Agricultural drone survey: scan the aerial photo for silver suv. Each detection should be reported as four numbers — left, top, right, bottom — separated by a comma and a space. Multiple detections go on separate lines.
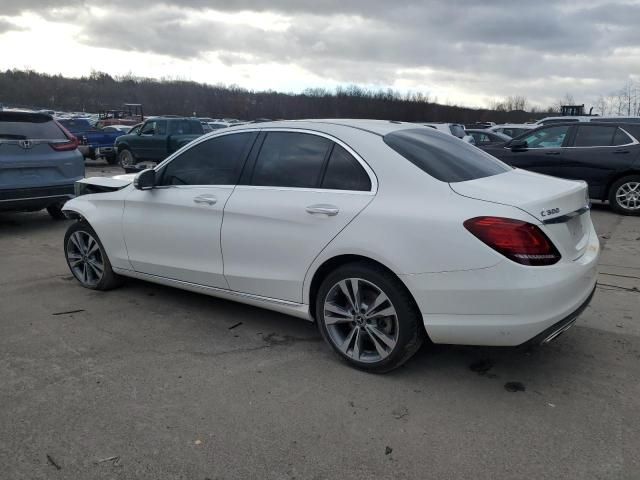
0, 111, 84, 219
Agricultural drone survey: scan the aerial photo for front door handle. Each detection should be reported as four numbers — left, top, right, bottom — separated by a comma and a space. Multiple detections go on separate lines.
306, 204, 339, 216
193, 194, 217, 206
545, 151, 560, 156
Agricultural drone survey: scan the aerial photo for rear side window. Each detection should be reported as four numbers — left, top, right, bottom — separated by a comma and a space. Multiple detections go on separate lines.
0, 114, 65, 140
574, 125, 616, 147
159, 132, 256, 186
449, 124, 466, 139
251, 132, 331, 188
383, 128, 510, 183
168, 120, 204, 135
321, 144, 371, 191
613, 128, 634, 146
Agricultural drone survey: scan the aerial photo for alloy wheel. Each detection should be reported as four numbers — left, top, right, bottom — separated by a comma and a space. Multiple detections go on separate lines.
66, 230, 104, 286
119, 150, 134, 168
323, 278, 399, 363
615, 181, 640, 210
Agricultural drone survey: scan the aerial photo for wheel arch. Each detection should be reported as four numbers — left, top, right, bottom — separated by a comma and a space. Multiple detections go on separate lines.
604, 170, 640, 200
305, 254, 420, 321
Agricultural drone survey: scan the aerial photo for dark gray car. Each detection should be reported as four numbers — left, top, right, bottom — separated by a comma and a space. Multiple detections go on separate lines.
0, 111, 84, 219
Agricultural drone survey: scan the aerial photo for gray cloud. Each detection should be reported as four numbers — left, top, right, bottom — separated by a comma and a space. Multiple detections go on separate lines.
2, 0, 640, 107
0, 18, 24, 34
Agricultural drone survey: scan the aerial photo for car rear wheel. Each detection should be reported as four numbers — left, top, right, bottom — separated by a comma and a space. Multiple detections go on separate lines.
64, 221, 122, 290
315, 262, 425, 373
609, 175, 640, 215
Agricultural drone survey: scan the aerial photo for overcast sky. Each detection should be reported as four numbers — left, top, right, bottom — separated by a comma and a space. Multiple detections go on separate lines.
0, 0, 639, 109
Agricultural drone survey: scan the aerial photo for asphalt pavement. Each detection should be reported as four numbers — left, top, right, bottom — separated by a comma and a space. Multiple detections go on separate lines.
0, 164, 638, 480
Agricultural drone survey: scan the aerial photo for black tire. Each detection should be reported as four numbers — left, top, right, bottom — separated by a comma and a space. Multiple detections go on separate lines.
47, 203, 67, 220
118, 147, 136, 170
315, 262, 425, 373
608, 175, 640, 215
64, 221, 123, 290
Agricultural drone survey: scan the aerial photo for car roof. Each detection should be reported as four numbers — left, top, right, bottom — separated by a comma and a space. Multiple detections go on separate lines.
224, 119, 421, 136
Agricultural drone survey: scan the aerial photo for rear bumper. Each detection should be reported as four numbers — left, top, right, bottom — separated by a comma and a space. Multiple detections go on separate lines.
401, 225, 600, 346
0, 184, 75, 211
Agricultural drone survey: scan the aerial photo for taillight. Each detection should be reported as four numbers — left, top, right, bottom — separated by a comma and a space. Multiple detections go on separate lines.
51, 121, 79, 151
464, 216, 561, 266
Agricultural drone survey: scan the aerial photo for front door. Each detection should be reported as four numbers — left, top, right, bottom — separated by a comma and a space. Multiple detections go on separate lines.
502, 124, 572, 176
122, 131, 257, 288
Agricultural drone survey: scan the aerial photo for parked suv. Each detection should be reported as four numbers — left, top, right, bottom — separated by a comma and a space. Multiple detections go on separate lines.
115, 117, 204, 172
480, 122, 640, 214
0, 112, 84, 219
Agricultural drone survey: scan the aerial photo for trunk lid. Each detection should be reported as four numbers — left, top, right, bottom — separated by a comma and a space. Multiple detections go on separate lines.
450, 169, 591, 260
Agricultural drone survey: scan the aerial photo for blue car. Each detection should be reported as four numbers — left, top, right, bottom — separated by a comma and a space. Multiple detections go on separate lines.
58, 118, 123, 164
0, 111, 84, 219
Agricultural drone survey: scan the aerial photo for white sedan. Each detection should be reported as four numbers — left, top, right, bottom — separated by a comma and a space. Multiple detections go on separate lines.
62, 120, 599, 372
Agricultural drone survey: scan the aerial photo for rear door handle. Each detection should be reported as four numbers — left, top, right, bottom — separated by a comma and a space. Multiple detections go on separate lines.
614, 149, 630, 154
306, 204, 339, 216
193, 194, 217, 206
545, 151, 560, 156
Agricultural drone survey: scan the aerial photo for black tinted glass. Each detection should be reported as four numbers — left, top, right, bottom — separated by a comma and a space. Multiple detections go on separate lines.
574, 126, 616, 147
322, 144, 371, 191
168, 120, 204, 135
58, 119, 93, 133
160, 132, 255, 186
251, 132, 331, 188
383, 128, 510, 183
613, 128, 632, 146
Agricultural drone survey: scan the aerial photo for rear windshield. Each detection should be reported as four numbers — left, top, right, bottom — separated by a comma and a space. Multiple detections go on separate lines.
383, 128, 511, 183
58, 119, 94, 133
0, 113, 65, 140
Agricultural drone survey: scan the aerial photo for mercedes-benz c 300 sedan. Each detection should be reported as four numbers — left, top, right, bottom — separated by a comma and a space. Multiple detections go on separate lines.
62, 120, 599, 372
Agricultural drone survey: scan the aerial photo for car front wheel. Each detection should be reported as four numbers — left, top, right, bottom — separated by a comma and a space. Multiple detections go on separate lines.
64, 222, 122, 290
118, 148, 136, 171
609, 175, 640, 215
315, 262, 425, 373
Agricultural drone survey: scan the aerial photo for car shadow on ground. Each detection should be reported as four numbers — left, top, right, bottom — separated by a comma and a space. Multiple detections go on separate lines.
0, 211, 72, 235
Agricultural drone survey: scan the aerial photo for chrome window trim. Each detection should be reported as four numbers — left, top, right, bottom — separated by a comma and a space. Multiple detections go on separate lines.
154, 126, 378, 194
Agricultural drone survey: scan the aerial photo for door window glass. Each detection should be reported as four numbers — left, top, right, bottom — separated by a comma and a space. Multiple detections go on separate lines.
321, 144, 371, 191
574, 125, 616, 147
141, 121, 156, 135
520, 126, 570, 148
251, 132, 331, 188
159, 132, 256, 186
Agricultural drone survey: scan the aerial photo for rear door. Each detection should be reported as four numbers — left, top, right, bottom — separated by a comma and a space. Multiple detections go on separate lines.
561, 124, 636, 199
122, 131, 257, 287
221, 130, 375, 302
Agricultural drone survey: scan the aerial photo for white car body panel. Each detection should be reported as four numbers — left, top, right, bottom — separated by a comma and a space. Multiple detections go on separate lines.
63, 119, 600, 347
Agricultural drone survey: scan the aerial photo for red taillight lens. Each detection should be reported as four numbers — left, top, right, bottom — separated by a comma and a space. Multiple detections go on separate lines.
50, 121, 79, 151
464, 216, 561, 266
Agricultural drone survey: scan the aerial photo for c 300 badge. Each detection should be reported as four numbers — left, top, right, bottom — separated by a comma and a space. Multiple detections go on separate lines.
540, 207, 560, 217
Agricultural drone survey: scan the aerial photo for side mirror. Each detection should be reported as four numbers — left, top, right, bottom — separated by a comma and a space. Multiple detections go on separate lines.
136, 129, 142, 136
133, 169, 156, 190
510, 139, 528, 151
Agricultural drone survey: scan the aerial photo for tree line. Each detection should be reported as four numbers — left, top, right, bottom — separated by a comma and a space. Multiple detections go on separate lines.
0, 69, 546, 123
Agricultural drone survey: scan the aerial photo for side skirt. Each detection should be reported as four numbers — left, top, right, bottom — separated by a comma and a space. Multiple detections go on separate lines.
112, 267, 313, 321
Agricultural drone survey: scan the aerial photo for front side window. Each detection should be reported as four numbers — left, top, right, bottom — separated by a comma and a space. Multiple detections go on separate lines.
573, 125, 616, 147
251, 132, 331, 188
155, 120, 168, 136
159, 132, 256, 186
321, 144, 371, 191
520, 126, 570, 148
141, 121, 156, 135
384, 128, 510, 183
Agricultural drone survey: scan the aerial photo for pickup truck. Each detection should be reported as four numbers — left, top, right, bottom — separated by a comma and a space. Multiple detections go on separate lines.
114, 117, 205, 172
58, 118, 124, 164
